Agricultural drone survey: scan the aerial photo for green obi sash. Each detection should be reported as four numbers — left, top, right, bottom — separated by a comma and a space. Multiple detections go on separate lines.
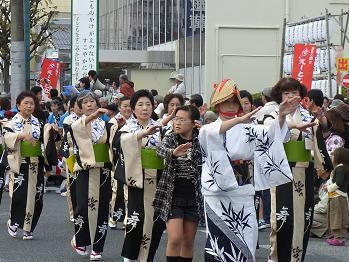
66, 143, 110, 173
93, 143, 110, 163
20, 141, 42, 157
283, 141, 312, 162
141, 148, 164, 170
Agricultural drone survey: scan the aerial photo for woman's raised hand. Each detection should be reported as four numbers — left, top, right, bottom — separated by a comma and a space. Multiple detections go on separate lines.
173, 142, 192, 157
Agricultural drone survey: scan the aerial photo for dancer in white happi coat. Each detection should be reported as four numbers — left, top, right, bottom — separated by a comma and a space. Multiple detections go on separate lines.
199, 79, 301, 262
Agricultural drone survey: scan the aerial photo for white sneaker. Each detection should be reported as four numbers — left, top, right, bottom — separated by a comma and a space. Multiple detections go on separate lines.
90, 251, 102, 261
7, 220, 17, 238
23, 231, 33, 240
108, 221, 116, 229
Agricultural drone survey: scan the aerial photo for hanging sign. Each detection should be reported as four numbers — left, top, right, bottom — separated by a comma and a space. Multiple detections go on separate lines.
40, 58, 61, 97
336, 58, 349, 72
72, 0, 98, 84
292, 44, 316, 90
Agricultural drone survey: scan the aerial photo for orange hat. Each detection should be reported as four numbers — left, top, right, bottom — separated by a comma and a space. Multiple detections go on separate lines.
210, 79, 241, 107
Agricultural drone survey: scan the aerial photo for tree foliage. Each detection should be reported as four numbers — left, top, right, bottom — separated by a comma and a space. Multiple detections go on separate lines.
0, 0, 58, 90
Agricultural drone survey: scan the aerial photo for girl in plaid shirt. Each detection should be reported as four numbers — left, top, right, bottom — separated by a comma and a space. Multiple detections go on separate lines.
154, 105, 203, 262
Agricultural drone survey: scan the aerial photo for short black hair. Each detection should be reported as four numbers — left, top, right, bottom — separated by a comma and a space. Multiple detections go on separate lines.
150, 89, 158, 97
69, 95, 78, 109
163, 93, 185, 113
253, 98, 264, 108
307, 89, 324, 107
189, 94, 203, 108
175, 105, 200, 121
119, 96, 131, 104
130, 89, 154, 110
16, 91, 38, 106
0, 98, 11, 110
50, 89, 59, 98
271, 77, 307, 104
88, 70, 97, 79
30, 85, 42, 95
106, 103, 118, 112
50, 99, 61, 107
334, 94, 345, 102
79, 77, 90, 87
239, 90, 253, 104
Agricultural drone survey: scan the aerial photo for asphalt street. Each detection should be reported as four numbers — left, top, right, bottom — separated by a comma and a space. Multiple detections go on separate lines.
0, 192, 348, 262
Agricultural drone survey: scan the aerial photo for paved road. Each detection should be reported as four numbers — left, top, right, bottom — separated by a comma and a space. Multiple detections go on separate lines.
0, 192, 348, 261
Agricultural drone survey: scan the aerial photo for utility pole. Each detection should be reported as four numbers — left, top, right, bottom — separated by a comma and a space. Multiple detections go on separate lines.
10, 0, 26, 107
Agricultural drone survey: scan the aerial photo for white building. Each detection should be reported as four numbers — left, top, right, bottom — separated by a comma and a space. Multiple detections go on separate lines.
98, 0, 349, 100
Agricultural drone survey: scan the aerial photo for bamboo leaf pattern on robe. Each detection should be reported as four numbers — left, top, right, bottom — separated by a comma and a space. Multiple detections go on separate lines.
205, 154, 225, 191
244, 126, 290, 181
220, 201, 251, 247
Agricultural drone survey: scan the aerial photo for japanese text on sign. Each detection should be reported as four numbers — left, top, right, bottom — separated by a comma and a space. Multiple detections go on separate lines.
72, 0, 98, 84
292, 44, 317, 90
187, 0, 205, 36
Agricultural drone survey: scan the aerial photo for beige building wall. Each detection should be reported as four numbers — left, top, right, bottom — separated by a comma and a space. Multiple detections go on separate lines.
51, 0, 70, 13
205, 0, 349, 101
129, 69, 174, 96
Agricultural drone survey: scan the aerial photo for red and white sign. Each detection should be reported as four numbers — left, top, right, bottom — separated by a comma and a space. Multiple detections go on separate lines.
292, 44, 317, 90
40, 58, 61, 97
342, 74, 349, 88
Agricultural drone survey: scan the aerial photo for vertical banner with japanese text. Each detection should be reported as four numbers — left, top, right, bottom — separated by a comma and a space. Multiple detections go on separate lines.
72, 0, 98, 84
292, 44, 316, 90
40, 58, 61, 97
186, 0, 206, 37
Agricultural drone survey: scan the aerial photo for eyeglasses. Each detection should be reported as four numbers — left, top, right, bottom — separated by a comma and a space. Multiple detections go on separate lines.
172, 117, 192, 124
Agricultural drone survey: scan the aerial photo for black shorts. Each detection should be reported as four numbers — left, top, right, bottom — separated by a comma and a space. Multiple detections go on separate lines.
168, 197, 199, 223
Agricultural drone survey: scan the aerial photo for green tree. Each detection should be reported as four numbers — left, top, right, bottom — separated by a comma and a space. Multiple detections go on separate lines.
0, 0, 57, 92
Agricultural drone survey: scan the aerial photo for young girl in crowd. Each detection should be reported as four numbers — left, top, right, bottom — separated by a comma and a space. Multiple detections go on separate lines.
326, 147, 349, 246
154, 105, 203, 262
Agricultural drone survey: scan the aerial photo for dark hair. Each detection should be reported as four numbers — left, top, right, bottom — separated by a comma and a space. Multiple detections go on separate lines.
253, 98, 264, 108
88, 70, 97, 79
333, 94, 345, 102
333, 147, 349, 167
0, 98, 11, 110
69, 95, 78, 109
30, 85, 43, 95
79, 77, 90, 87
239, 90, 253, 104
190, 94, 204, 108
106, 103, 118, 112
130, 89, 154, 110
163, 93, 185, 113
271, 77, 307, 104
16, 91, 38, 107
150, 89, 158, 97
307, 89, 324, 107
50, 89, 59, 98
50, 99, 61, 107
119, 96, 131, 104
175, 105, 200, 121
76, 91, 101, 109
325, 110, 345, 134
323, 96, 329, 102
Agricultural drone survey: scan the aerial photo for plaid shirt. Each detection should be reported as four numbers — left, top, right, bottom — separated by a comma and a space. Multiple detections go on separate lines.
153, 130, 204, 223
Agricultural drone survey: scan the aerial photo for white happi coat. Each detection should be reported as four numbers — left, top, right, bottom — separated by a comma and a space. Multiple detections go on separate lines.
199, 117, 292, 262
